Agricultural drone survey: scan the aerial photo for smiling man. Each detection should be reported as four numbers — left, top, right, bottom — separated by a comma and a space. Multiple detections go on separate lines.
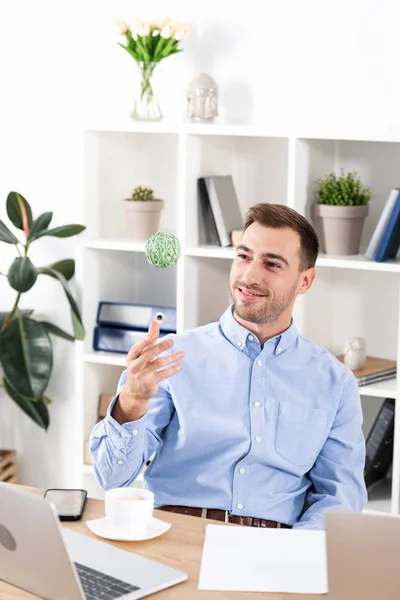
90, 203, 367, 530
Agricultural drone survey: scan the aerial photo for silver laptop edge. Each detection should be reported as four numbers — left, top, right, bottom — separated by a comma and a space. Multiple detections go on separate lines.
0, 482, 187, 600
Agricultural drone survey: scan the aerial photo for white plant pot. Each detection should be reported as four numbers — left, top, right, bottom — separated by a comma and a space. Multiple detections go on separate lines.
312, 204, 369, 255
124, 200, 164, 241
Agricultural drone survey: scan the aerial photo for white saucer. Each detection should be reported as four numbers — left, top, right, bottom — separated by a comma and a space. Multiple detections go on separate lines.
86, 516, 171, 542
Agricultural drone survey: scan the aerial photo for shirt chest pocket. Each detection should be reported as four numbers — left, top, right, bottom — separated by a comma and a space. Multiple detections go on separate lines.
274, 401, 329, 467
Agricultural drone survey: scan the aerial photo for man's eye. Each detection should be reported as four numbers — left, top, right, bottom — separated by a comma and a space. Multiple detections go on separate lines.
267, 262, 280, 269
237, 254, 249, 259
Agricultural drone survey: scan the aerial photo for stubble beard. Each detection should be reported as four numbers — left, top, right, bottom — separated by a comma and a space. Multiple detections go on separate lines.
230, 279, 299, 325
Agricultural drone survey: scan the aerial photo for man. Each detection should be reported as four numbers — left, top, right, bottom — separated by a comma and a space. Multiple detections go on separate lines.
90, 203, 367, 530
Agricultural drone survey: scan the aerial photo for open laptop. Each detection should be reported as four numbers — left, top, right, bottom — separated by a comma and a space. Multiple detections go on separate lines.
325, 510, 400, 600
0, 482, 188, 600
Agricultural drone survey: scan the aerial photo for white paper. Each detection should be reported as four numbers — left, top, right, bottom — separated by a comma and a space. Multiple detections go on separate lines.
198, 525, 328, 594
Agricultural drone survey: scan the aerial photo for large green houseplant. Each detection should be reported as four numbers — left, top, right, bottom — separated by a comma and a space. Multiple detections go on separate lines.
0, 192, 86, 430
313, 169, 373, 255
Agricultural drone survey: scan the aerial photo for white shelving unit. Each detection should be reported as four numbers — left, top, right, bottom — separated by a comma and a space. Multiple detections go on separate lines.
76, 122, 400, 513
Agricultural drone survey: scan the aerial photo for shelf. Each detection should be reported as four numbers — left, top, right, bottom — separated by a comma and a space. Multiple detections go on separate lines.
84, 239, 146, 252
317, 254, 400, 273
359, 378, 397, 399
364, 478, 392, 514
184, 246, 400, 273
84, 352, 127, 367
85, 120, 400, 143
85, 120, 291, 138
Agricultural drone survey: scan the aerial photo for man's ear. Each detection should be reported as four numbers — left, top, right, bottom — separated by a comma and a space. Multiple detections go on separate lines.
297, 267, 315, 296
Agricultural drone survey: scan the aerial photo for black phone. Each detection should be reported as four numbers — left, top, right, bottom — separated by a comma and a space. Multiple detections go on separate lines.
43, 488, 88, 521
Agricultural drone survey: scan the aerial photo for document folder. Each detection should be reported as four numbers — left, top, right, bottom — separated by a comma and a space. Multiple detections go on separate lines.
96, 302, 176, 333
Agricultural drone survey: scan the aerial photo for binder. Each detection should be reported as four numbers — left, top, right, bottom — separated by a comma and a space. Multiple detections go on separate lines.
96, 302, 176, 333
93, 326, 169, 354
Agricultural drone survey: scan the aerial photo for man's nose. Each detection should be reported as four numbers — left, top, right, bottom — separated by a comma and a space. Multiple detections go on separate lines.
241, 260, 264, 285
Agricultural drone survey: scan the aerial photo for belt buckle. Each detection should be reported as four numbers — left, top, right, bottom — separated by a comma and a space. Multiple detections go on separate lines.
224, 511, 231, 523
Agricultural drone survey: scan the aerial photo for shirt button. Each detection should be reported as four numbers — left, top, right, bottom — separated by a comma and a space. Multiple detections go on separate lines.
237, 341, 242, 347
277, 347, 282, 353
239, 468, 245, 474
248, 335, 254, 341
117, 460, 124, 465
237, 503, 243, 510
254, 401, 261, 407
255, 436, 261, 442
132, 430, 138, 436
257, 360, 262, 367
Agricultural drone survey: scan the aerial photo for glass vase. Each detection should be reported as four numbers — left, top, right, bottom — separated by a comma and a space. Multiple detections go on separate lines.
131, 62, 163, 122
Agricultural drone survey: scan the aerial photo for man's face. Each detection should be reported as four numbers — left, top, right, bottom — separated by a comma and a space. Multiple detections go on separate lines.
229, 222, 312, 325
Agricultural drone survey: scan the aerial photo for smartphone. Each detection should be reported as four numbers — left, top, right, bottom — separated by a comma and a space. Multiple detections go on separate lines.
43, 488, 88, 521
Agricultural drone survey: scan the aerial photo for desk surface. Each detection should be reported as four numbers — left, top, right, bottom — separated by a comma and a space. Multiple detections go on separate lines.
0, 486, 325, 600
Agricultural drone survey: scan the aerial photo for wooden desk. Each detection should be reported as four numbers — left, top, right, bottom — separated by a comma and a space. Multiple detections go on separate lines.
0, 486, 325, 600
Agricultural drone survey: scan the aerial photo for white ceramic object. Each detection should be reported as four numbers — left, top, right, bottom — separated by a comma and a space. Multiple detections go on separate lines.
343, 337, 366, 370
124, 199, 164, 241
104, 487, 154, 537
86, 516, 171, 542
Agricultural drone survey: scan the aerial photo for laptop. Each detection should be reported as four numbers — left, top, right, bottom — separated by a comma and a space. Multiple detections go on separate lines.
0, 482, 188, 600
326, 510, 400, 600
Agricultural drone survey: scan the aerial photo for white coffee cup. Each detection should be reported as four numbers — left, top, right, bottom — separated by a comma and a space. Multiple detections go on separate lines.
104, 488, 154, 536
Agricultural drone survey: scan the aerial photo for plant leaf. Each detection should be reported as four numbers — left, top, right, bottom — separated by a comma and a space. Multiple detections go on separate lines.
0, 220, 19, 244
40, 321, 75, 341
34, 224, 85, 239
6, 192, 33, 231
28, 212, 53, 241
7, 257, 37, 292
0, 315, 52, 399
37, 267, 85, 340
47, 258, 75, 281
3, 378, 49, 430
0, 309, 33, 330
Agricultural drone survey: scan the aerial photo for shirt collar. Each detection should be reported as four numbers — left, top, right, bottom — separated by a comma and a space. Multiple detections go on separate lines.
219, 305, 298, 355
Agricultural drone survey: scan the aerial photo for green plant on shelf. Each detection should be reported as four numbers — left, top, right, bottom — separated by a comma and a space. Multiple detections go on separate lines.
128, 185, 155, 201
0, 192, 86, 430
315, 169, 373, 206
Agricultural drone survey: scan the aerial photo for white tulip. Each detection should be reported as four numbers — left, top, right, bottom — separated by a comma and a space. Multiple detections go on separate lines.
115, 19, 128, 35
136, 21, 151, 37
173, 23, 193, 41
160, 24, 175, 39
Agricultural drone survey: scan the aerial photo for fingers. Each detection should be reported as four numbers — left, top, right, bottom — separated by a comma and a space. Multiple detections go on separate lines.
154, 361, 183, 383
126, 320, 160, 362
134, 336, 175, 369
151, 350, 184, 372
148, 320, 160, 341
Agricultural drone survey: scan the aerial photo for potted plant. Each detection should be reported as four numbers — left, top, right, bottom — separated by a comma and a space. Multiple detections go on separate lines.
124, 185, 164, 242
0, 191, 85, 430
115, 17, 192, 121
313, 169, 373, 255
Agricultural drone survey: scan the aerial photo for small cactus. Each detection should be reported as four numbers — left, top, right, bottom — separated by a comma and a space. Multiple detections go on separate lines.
130, 185, 155, 202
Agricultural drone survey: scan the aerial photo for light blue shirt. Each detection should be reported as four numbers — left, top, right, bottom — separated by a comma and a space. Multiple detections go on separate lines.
90, 306, 367, 530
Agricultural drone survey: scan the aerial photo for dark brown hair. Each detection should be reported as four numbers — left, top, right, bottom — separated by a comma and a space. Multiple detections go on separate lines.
243, 203, 319, 271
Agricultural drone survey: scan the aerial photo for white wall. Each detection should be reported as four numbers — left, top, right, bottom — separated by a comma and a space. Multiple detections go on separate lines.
0, 0, 400, 488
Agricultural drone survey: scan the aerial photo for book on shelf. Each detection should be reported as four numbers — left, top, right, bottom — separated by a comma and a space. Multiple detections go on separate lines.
197, 175, 244, 247
375, 191, 400, 262
197, 177, 221, 246
365, 187, 400, 259
336, 355, 397, 386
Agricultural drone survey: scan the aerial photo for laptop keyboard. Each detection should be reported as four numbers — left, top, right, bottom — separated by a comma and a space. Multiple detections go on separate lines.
75, 562, 140, 600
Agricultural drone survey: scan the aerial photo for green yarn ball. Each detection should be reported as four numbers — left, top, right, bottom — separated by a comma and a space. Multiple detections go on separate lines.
145, 231, 181, 268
